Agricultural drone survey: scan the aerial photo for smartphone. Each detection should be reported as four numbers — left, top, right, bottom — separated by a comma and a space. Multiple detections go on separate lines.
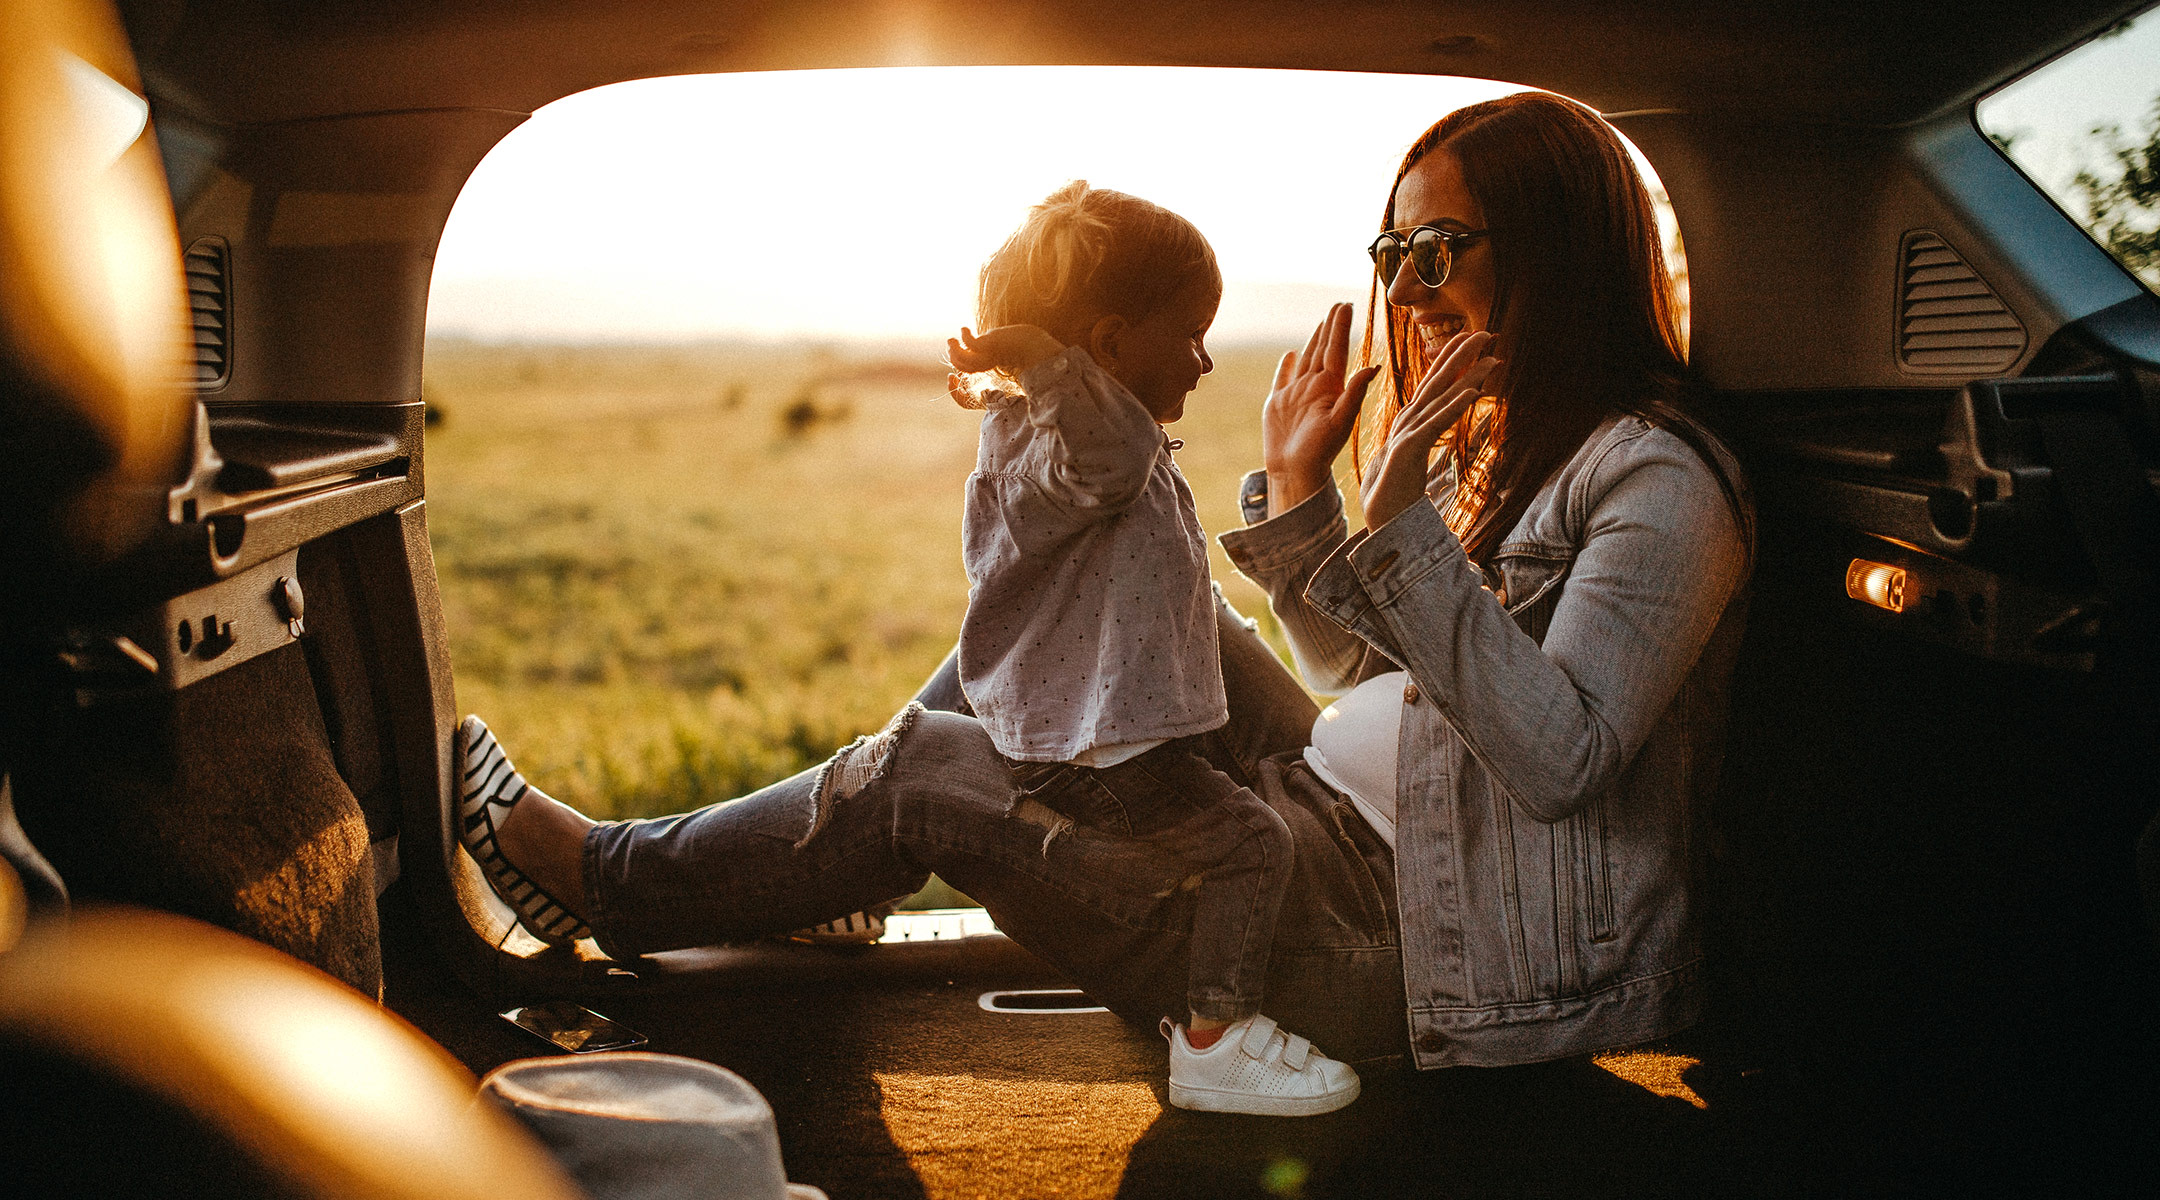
499, 1001, 649, 1054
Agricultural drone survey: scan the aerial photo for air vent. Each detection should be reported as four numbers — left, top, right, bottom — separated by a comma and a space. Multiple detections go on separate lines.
1897, 232, 2024, 375
183, 238, 229, 388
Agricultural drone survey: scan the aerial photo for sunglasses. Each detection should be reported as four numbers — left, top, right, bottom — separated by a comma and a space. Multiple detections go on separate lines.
1366, 225, 1489, 289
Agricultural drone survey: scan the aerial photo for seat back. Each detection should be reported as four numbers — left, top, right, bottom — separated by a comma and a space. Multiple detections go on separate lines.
0, 0, 192, 580
0, 902, 584, 1200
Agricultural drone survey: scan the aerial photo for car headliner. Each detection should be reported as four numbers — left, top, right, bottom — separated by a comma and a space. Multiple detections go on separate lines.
121, 0, 2149, 128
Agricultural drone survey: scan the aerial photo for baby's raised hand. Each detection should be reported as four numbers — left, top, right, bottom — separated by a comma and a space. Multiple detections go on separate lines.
947, 325, 1066, 376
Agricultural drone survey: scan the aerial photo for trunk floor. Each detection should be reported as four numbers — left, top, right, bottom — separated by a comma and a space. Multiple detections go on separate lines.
385, 922, 2157, 1199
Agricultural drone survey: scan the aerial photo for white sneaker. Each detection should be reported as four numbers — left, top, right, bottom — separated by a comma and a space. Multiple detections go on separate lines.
1161, 1014, 1361, 1116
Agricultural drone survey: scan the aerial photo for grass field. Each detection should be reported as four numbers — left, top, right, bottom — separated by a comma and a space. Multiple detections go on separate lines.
422, 338, 1347, 822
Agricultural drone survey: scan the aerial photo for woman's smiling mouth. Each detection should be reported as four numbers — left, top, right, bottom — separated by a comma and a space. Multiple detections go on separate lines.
1416, 313, 1467, 349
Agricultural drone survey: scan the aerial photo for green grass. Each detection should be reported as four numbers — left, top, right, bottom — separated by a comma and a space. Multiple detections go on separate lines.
423, 338, 1332, 822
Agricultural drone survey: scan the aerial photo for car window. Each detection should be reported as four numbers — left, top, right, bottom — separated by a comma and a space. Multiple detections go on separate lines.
1976, 5, 2160, 292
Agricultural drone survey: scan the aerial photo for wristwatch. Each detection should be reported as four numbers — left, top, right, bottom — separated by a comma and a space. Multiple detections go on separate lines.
1238, 469, 1270, 525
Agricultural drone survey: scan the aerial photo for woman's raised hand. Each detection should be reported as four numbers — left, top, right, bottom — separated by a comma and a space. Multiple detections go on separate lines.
1358, 330, 1499, 531
1261, 303, 1381, 519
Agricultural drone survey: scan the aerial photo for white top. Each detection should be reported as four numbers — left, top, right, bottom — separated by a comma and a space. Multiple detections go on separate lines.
1301, 670, 1408, 848
1068, 738, 1164, 768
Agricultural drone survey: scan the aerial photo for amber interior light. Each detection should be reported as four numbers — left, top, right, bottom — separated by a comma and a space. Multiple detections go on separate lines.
1846, 559, 1908, 613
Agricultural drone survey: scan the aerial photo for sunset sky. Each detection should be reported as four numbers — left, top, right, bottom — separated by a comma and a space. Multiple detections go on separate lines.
426, 68, 1525, 345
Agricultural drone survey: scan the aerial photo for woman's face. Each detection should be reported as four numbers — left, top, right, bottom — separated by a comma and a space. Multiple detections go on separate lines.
1384, 149, 1497, 358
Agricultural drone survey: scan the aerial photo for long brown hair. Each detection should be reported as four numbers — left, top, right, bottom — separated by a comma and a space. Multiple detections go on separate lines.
1357, 92, 1748, 564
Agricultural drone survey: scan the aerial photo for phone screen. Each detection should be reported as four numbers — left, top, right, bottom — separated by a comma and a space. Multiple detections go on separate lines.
499, 1001, 649, 1053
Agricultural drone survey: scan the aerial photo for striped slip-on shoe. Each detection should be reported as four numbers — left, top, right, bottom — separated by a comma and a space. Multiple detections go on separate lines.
457, 715, 592, 946
786, 910, 888, 946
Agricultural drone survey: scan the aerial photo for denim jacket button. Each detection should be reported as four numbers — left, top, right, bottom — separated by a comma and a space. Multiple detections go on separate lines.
1402, 682, 1420, 705
1416, 1031, 1445, 1053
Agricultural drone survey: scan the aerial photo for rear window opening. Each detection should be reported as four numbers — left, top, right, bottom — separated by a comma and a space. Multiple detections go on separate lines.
421, 67, 1688, 917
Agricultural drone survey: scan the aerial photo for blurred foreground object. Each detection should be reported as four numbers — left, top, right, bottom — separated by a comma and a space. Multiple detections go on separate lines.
0, 0, 192, 581
481, 1052, 830, 1200
0, 902, 584, 1200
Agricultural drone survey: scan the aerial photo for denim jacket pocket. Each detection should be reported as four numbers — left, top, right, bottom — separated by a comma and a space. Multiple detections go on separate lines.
1491, 542, 1575, 643
1578, 793, 1616, 944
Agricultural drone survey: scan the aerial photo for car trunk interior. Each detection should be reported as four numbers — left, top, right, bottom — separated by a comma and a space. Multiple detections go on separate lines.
4, 0, 2158, 1195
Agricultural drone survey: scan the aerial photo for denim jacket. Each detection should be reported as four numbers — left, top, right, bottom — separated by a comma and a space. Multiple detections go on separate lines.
1218, 415, 1750, 1068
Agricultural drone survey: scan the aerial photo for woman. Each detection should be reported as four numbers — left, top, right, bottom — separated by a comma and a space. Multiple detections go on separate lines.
461, 91, 1750, 1073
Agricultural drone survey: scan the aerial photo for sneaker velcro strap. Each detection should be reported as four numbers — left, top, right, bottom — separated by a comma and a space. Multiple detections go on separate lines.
1238, 1015, 1280, 1060
1281, 1033, 1312, 1071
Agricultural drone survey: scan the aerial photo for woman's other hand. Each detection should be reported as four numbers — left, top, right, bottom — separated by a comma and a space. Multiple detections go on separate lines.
1358, 330, 1499, 530
1263, 303, 1380, 519
947, 325, 1066, 376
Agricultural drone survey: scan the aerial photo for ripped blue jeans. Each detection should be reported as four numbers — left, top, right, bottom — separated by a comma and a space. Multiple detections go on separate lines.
580, 603, 1409, 1066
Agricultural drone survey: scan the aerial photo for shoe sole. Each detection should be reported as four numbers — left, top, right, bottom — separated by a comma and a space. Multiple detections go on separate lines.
1166, 1074, 1361, 1117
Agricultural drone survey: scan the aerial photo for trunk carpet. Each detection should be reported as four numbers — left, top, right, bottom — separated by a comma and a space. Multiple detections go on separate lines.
385, 915, 2158, 1198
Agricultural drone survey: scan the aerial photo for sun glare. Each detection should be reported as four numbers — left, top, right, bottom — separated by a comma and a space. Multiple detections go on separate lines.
428, 67, 1529, 345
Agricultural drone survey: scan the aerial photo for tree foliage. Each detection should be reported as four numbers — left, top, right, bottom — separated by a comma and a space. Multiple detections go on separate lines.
2072, 96, 2160, 288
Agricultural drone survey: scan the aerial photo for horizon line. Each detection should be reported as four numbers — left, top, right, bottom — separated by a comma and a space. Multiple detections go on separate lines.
420, 330, 1347, 352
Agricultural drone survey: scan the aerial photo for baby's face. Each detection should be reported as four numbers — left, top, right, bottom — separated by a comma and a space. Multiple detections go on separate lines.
1109, 282, 1218, 424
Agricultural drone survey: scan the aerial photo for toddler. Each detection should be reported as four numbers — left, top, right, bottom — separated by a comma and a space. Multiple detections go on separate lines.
944, 181, 1359, 1116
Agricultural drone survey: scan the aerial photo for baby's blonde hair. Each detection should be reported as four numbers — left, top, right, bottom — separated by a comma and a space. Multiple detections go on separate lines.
960, 181, 1220, 407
